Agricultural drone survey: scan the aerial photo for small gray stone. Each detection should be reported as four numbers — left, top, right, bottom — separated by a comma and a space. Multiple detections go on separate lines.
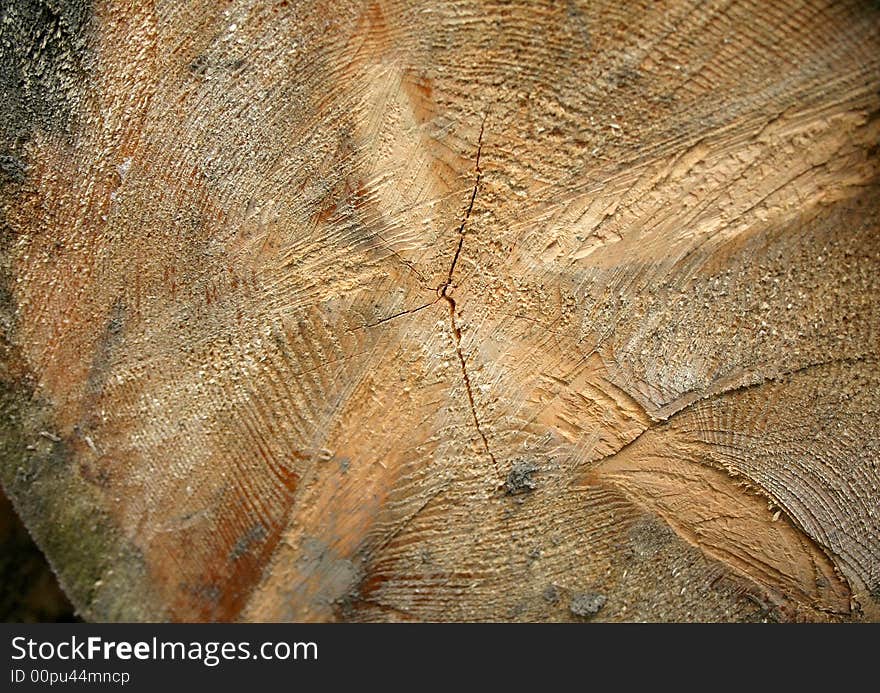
504, 460, 539, 494
542, 584, 560, 604
570, 591, 607, 618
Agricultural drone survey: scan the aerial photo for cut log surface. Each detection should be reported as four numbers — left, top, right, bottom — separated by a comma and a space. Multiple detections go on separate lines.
1, 0, 878, 622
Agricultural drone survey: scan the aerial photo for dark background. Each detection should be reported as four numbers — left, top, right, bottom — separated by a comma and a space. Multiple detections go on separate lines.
1, 485, 77, 623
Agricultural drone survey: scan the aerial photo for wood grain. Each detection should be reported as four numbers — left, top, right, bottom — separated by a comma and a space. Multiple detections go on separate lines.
1, 0, 878, 621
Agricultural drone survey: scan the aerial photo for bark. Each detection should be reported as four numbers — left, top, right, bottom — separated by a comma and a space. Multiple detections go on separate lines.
1, 0, 878, 622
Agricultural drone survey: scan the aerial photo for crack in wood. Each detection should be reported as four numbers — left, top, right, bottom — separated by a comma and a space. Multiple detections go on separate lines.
342, 113, 498, 476
440, 114, 486, 295
589, 352, 876, 473
442, 292, 499, 476
438, 114, 499, 476
588, 352, 878, 607
350, 298, 440, 331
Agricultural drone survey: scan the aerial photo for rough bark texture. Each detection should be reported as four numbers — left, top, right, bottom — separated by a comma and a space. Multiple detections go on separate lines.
1, 0, 878, 622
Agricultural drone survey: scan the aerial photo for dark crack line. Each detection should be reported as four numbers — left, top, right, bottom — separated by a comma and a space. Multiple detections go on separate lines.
442, 292, 499, 475
350, 117, 487, 336
588, 352, 876, 472
436, 114, 499, 476
583, 351, 875, 604
656, 352, 875, 421
440, 114, 486, 297
350, 298, 440, 331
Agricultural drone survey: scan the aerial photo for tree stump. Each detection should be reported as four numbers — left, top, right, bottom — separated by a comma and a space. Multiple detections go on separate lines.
1, 0, 878, 622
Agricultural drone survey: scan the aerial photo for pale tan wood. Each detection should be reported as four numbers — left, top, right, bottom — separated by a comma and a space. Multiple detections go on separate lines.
1, 0, 878, 621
